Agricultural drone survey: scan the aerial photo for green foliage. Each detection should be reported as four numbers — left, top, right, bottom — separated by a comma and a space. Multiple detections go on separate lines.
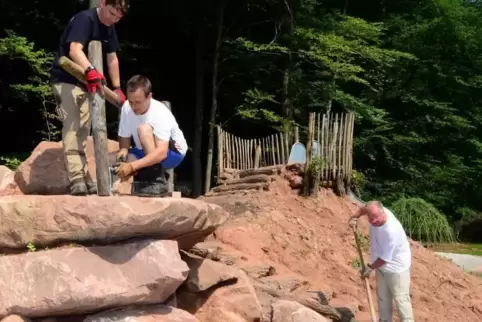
351, 258, 362, 269
390, 197, 455, 244
309, 155, 323, 177
26, 242, 36, 252
351, 169, 366, 198
453, 207, 482, 242
0, 31, 60, 141
0, 156, 22, 170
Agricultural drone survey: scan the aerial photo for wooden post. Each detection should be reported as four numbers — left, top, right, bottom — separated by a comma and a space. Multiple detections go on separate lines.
254, 144, 261, 168
161, 101, 175, 193
217, 126, 224, 177
88, 41, 110, 196
303, 113, 315, 196
294, 126, 299, 143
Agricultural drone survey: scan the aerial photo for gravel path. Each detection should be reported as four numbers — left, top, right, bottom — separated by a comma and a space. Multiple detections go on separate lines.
435, 252, 482, 271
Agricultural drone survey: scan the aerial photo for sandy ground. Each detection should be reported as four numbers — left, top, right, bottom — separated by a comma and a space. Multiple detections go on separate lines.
204, 176, 482, 322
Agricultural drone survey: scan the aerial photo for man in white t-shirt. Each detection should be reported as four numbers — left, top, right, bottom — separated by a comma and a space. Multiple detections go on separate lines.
110, 75, 187, 181
349, 200, 414, 322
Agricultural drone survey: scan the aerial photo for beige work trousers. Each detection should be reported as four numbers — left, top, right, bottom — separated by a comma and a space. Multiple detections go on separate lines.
52, 83, 91, 183
376, 269, 414, 322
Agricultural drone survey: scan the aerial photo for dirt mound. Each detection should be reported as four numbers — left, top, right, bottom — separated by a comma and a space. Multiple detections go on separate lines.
204, 173, 482, 322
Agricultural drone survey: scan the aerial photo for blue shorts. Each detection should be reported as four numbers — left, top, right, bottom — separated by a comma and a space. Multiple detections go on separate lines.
128, 147, 185, 169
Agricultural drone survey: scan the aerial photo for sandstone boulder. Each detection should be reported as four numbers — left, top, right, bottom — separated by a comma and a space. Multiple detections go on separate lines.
0, 239, 189, 318
180, 251, 238, 292
0, 315, 32, 322
177, 267, 262, 322
0, 166, 13, 189
0, 166, 20, 196
272, 300, 331, 322
14, 137, 120, 195
0, 195, 229, 250
84, 304, 199, 322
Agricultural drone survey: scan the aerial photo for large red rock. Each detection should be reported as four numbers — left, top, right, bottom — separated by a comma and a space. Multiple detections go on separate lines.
0, 166, 21, 196
14, 137, 120, 195
0, 239, 189, 318
180, 251, 238, 292
0, 195, 229, 250
272, 300, 331, 322
84, 304, 199, 322
177, 267, 262, 322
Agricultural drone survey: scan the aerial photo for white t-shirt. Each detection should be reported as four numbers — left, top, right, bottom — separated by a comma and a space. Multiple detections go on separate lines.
369, 207, 411, 273
118, 98, 188, 155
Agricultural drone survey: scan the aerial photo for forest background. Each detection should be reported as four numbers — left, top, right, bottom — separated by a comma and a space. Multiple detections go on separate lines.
2, 0, 482, 244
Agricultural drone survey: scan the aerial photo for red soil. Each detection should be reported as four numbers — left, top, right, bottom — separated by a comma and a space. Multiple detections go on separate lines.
205, 176, 482, 322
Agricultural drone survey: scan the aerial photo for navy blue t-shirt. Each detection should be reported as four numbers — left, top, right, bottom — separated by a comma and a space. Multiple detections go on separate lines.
50, 8, 119, 85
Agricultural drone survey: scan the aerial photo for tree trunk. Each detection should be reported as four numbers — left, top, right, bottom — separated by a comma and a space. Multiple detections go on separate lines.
204, 0, 226, 193
192, 30, 205, 197
281, 3, 294, 146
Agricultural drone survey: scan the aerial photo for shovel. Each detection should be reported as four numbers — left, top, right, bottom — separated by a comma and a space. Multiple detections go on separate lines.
351, 223, 377, 322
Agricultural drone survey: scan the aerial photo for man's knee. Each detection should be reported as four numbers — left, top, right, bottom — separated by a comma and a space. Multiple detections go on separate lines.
137, 124, 153, 137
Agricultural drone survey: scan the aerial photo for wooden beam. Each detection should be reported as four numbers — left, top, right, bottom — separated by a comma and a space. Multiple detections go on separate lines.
58, 56, 121, 108
88, 41, 110, 196
161, 100, 175, 194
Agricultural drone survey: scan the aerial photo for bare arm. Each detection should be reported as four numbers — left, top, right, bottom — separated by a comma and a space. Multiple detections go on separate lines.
106, 52, 120, 88
352, 207, 366, 219
69, 42, 92, 71
131, 140, 169, 171
369, 258, 386, 269
118, 136, 131, 150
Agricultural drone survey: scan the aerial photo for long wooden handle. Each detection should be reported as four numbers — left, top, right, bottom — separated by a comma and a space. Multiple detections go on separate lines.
364, 279, 377, 322
352, 226, 377, 322
58, 56, 121, 108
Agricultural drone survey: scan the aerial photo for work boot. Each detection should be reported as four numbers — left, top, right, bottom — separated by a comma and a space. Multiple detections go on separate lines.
85, 179, 98, 195
69, 178, 87, 196
131, 164, 168, 197
83, 172, 98, 195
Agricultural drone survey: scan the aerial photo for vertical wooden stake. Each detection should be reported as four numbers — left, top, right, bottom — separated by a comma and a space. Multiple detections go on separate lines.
275, 133, 281, 165
280, 132, 285, 164
284, 132, 289, 161
217, 126, 223, 179
164, 101, 175, 193
303, 113, 315, 196
321, 114, 325, 181
88, 41, 109, 196
254, 143, 261, 168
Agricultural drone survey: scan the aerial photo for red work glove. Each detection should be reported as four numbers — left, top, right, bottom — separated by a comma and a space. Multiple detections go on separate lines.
113, 87, 126, 105
85, 67, 106, 95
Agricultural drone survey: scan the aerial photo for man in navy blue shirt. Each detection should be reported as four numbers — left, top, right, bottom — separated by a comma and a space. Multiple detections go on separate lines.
50, 0, 129, 195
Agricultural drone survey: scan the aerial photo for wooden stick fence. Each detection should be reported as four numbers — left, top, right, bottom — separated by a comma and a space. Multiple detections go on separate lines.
216, 126, 289, 178
216, 111, 354, 184
313, 111, 355, 183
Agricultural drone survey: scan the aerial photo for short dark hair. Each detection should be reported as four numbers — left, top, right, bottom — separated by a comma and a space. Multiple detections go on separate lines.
126, 75, 152, 97
106, 0, 129, 15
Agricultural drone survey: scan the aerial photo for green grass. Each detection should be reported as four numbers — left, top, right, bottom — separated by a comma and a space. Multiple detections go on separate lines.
391, 197, 455, 244
429, 243, 482, 256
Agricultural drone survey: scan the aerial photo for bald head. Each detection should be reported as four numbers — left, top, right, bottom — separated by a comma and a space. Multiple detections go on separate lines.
364, 200, 387, 227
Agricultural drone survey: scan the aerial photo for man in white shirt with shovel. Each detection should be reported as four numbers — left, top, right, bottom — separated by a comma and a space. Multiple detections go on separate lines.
349, 200, 415, 322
